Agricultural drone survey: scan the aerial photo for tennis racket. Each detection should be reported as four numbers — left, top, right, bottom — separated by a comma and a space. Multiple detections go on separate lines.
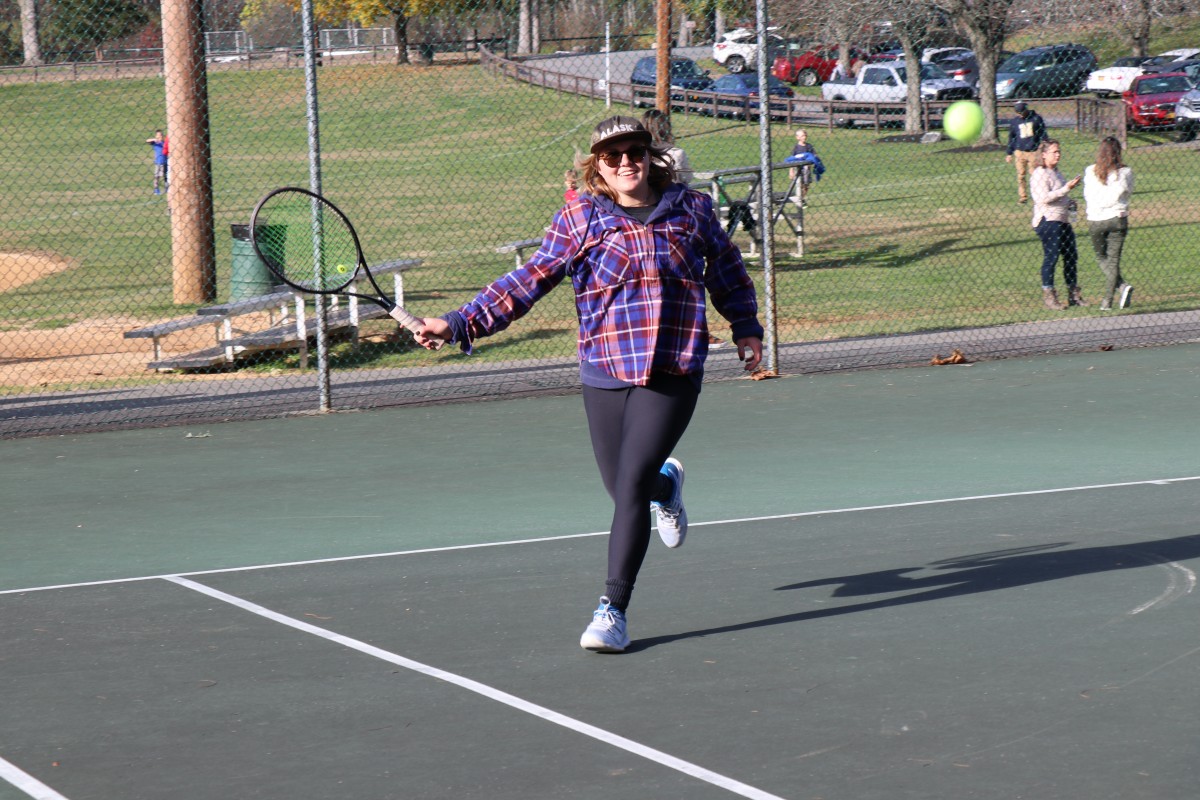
249, 187, 438, 346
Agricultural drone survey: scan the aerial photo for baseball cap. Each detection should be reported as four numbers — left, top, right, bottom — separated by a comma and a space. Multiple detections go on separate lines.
1014, 101, 1028, 112
589, 116, 652, 154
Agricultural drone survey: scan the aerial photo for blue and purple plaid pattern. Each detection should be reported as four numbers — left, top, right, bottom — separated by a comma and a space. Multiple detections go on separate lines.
457, 187, 762, 385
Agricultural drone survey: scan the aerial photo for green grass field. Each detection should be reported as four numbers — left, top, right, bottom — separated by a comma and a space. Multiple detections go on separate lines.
2, 28, 1199, 385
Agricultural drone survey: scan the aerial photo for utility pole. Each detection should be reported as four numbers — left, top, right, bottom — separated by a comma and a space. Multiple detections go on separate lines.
162, 0, 216, 304
656, 0, 671, 112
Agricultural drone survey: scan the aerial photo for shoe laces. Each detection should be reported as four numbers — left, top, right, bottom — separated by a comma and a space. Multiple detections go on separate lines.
593, 602, 623, 629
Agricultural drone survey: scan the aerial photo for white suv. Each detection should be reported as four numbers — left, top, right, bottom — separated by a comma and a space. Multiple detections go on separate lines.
1175, 86, 1200, 141
712, 27, 784, 74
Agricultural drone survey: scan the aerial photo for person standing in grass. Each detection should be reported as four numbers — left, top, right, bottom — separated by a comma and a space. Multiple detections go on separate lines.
787, 128, 822, 207
1031, 138, 1084, 310
413, 116, 763, 653
1083, 136, 1134, 311
1006, 101, 1047, 205
145, 129, 168, 195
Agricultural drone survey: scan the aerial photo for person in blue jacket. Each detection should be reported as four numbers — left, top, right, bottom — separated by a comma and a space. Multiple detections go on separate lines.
145, 129, 168, 195
785, 128, 825, 206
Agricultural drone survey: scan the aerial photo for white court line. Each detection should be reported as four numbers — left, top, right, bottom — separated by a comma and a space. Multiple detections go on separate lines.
164, 576, 787, 800
5, 475, 1200, 597
0, 755, 70, 800
1122, 555, 1198, 615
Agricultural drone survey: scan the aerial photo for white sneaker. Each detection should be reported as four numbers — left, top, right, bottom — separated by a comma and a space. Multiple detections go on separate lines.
653, 457, 687, 548
1118, 283, 1133, 309
579, 597, 630, 653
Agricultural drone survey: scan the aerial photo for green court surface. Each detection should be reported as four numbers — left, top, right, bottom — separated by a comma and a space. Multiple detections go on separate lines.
3, 345, 1200, 799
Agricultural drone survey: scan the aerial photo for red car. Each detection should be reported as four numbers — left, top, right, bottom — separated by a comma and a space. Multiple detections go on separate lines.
1123, 72, 1193, 129
772, 46, 870, 87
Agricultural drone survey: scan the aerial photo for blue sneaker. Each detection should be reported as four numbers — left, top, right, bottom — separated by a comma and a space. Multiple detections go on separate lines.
652, 457, 687, 548
579, 596, 630, 653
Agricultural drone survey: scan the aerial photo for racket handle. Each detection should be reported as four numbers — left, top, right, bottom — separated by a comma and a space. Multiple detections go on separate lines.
388, 305, 422, 332
388, 305, 444, 351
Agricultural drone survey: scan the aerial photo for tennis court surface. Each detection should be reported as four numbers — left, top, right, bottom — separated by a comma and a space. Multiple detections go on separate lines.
4, 344, 1200, 800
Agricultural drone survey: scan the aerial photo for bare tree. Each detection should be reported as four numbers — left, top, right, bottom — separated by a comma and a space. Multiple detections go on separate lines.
19, 0, 42, 65
882, 0, 942, 133
935, 0, 1016, 145
1091, 0, 1159, 57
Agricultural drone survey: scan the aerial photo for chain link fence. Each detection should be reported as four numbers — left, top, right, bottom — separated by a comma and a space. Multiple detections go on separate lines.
3, 3, 1200, 438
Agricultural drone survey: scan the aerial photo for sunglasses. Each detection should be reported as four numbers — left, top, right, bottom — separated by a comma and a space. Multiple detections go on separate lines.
597, 145, 649, 168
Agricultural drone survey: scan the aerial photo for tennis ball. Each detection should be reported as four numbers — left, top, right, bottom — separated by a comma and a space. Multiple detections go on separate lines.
335, 264, 349, 274
943, 100, 984, 143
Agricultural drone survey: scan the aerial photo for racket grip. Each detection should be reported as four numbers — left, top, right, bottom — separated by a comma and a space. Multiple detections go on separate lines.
388, 306, 444, 351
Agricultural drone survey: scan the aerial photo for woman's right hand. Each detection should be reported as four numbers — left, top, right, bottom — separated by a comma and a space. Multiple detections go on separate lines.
413, 318, 451, 350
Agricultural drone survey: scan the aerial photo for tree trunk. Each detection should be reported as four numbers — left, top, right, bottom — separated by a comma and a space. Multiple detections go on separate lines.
394, 11, 409, 65
531, 0, 540, 54
943, 0, 1015, 146
965, 30, 1002, 145
518, 0, 531, 55
899, 34, 922, 133
19, 0, 42, 66
1129, 1, 1152, 57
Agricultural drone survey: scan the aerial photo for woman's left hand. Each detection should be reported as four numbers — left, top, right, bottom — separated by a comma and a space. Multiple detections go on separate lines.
736, 337, 763, 372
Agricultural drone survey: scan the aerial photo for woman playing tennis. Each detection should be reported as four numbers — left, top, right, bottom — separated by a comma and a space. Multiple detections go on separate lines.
414, 116, 763, 653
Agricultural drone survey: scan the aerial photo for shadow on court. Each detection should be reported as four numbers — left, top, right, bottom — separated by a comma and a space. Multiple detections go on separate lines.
632, 533, 1200, 651
4, 344, 1200, 800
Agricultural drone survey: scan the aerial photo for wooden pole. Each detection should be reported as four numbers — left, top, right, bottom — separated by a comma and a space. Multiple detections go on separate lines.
161, 0, 216, 304
656, 0, 671, 112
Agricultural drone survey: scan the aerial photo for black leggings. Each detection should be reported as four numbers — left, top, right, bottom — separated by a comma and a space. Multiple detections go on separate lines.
582, 374, 699, 610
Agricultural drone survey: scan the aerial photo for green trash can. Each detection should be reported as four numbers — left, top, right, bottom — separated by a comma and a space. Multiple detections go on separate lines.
230, 223, 282, 300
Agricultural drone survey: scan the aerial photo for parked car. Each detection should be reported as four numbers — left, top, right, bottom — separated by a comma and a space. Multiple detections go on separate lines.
772, 46, 870, 86
821, 61, 974, 104
995, 44, 1098, 98
1174, 83, 1200, 140
1085, 53, 1198, 96
922, 47, 973, 66
1158, 47, 1200, 62
1087, 56, 1158, 96
629, 56, 714, 106
1123, 72, 1193, 129
1144, 58, 1200, 83
706, 72, 794, 118
935, 51, 1013, 91
712, 27, 785, 74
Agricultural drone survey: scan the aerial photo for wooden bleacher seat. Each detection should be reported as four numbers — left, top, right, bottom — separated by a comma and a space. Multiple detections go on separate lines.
495, 238, 543, 268
125, 259, 421, 371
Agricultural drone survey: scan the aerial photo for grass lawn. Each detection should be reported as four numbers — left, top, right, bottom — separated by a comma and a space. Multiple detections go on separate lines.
2, 48, 1198, 383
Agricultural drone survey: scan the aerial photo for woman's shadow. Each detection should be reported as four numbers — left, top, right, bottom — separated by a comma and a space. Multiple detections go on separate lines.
629, 533, 1200, 652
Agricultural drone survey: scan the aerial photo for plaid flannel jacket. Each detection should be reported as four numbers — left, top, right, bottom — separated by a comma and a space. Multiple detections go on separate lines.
449, 184, 763, 386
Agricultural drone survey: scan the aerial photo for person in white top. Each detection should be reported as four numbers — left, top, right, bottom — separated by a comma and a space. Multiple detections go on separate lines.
1083, 136, 1134, 311
641, 108, 694, 186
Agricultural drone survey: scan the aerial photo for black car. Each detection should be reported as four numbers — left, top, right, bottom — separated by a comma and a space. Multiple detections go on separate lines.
1145, 57, 1200, 84
629, 56, 714, 106
996, 44, 1098, 99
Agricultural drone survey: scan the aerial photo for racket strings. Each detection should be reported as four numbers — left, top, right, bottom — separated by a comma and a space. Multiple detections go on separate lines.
256, 193, 359, 292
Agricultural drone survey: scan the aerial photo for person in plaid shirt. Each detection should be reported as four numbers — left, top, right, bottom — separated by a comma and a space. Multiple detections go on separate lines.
415, 116, 763, 652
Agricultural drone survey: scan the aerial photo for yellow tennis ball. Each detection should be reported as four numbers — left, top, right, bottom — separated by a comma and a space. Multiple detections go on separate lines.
335, 264, 349, 274
943, 101, 984, 143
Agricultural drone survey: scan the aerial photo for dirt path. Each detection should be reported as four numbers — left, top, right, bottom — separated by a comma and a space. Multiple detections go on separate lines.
1, 252, 181, 387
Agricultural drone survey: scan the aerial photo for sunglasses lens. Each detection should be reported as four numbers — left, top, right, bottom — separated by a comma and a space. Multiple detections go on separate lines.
600, 146, 647, 167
